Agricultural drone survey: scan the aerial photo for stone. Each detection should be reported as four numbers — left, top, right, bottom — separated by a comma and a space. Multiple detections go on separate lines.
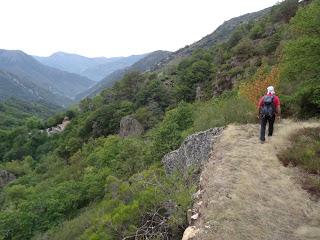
119, 115, 144, 137
162, 128, 223, 174
193, 190, 202, 200
46, 116, 71, 135
187, 209, 193, 225
191, 213, 199, 220
182, 226, 200, 240
195, 86, 203, 101
0, 170, 16, 187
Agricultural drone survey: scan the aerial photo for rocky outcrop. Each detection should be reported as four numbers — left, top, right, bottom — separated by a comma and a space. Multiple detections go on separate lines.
162, 128, 223, 174
195, 86, 203, 101
46, 117, 71, 135
119, 115, 144, 137
182, 226, 200, 240
0, 170, 16, 187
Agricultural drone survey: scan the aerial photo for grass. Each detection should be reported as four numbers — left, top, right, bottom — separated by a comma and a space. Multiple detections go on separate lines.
278, 127, 320, 197
190, 92, 256, 133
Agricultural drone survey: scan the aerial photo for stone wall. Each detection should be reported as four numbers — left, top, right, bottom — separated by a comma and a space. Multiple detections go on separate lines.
162, 127, 223, 174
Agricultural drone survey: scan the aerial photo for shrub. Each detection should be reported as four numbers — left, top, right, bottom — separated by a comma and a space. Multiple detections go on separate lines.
150, 102, 194, 160
191, 91, 256, 132
278, 127, 320, 196
249, 22, 265, 40
232, 38, 254, 56
239, 66, 280, 106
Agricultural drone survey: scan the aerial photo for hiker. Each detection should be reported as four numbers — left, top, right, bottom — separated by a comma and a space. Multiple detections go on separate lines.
257, 86, 281, 143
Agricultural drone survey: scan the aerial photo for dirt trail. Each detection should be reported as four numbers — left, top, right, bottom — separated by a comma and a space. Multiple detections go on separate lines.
191, 120, 320, 240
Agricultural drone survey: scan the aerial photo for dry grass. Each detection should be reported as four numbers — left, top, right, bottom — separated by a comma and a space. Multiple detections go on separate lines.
191, 120, 320, 240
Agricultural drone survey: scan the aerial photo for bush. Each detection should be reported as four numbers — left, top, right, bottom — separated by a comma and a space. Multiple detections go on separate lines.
269, 0, 299, 23
249, 22, 265, 40
150, 102, 194, 160
279, 0, 320, 118
232, 38, 254, 56
278, 127, 320, 196
191, 91, 256, 132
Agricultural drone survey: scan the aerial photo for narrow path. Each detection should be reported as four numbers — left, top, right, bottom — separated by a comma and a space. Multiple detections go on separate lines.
191, 120, 320, 240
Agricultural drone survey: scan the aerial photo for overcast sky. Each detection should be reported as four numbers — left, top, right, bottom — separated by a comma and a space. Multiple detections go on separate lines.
0, 0, 281, 58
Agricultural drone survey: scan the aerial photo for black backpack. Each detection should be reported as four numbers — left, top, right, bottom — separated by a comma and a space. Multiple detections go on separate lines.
261, 95, 275, 118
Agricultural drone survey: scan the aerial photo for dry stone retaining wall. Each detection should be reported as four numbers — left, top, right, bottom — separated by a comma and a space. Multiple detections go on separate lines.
162, 127, 223, 174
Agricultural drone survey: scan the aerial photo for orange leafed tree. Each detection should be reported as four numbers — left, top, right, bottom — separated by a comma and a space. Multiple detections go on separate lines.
239, 66, 280, 106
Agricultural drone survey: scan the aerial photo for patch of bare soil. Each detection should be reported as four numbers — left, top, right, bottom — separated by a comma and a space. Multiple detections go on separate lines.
188, 120, 320, 240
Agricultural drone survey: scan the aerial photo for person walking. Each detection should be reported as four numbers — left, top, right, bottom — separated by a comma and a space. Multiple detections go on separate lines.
257, 86, 281, 144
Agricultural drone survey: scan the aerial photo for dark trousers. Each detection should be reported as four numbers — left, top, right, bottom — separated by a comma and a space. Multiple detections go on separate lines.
260, 115, 275, 141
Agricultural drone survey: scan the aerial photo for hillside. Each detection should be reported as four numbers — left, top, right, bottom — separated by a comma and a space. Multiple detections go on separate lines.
35, 52, 147, 81
0, 98, 62, 129
0, 70, 71, 106
76, 7, 271, 100
153, 7, 271, 70
75, 50, 171, 100
0, 49, 94, 100
188, 121, 320, 240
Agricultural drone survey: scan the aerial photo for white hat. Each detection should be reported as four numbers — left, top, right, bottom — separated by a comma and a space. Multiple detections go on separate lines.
267, 86, 275, 94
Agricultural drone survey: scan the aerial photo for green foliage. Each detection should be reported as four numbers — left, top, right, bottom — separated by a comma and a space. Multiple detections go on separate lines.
85, 136, 151, 177
191, 91, 256, 132
228, 24, 251, 48
0, 99, 60, 130
25, 116, 43, 129
134, 103, 163, 130
280, 0, 320, 118
249, 22, 265, 39
34, 167, 195, 240
113, 71, 145, 101
150, 102, 194, 160
269, 0, 299, 23
80, 101, 134, 139
175, 50, 214, 101
278, 127, 320, 196
135, 79, 172, 110
232, 38, 254, 56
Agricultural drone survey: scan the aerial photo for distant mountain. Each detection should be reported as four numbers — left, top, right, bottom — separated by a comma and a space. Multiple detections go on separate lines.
154, 7, 271, 69
81, 54, 147, 81
75, 50, 171, 100
0, 70, 71, 106
34, 52, 147, 81
0, 49, 94, 100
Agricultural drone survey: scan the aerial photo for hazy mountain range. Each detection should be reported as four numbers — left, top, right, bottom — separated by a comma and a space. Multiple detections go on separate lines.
34, 52, 147, 81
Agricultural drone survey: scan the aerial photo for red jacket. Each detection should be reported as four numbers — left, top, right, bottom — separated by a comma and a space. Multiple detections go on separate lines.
258, 93, 280, 109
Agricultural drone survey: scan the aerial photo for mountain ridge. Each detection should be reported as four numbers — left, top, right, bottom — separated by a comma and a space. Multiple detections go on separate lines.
75, 50, 171, 100
75, 7, 271, 101
0, 49, 94, 101
34, 51, 147, 81
154, 7, 272, 70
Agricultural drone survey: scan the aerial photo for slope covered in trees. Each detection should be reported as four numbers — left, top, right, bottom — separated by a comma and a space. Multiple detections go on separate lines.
0, 0, 319, 239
